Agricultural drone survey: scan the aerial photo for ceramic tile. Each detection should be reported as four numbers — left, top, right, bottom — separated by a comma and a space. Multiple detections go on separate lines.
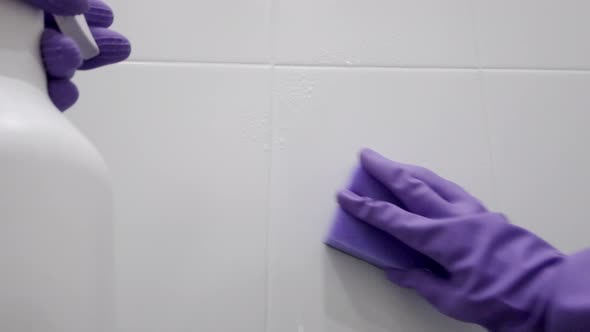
267, 67, 492, 332
484, 71, 590, 252
106, 0, 272, 63
478, 1, 590, 69
67, 63, 271, 332
274, 0, 478, 67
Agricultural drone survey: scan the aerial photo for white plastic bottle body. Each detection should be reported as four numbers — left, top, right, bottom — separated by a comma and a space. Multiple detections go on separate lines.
0, 1, 114, 331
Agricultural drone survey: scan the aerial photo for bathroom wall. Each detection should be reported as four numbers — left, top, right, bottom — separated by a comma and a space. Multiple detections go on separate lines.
67, 1, 590, 331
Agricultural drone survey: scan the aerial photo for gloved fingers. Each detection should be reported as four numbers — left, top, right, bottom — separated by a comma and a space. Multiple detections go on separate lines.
42, 1, 113, 29
48, 78, 79, 112
358, 149, 450, 215
404, 163, 487, 213
41, 28, 83, 78
408, 170, 487, 217
360, 148, 486, 212
25, 0, 89, 16
388, 170, 451, 217
85, 0, 114, 28
79, 28, 131, 70
337, 189, 420, 227
401, 164, 472, 202
337, 189, 459, 265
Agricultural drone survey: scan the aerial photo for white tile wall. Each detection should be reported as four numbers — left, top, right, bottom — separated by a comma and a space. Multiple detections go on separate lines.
274, 0, 479, 67
483, 71, 590, 253
107, 0, 272, 63
67, 1, 590, 331
69, 64, 271, 331
267, 68, 491, 332
477, 1, 590, 69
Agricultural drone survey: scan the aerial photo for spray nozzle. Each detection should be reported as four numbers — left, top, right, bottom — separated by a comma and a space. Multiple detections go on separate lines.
53, 15, 99, 60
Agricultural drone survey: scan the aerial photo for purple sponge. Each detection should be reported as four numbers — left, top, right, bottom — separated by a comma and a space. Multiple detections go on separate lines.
326, 167, 433, 270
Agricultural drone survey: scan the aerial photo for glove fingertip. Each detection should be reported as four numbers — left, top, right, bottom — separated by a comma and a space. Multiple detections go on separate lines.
359, 148, 397, 181
42, 29, 83, 78
80, 29, 131, 70
336, 189, 364, 213
86, 0, 114, 28
48, 79, 79, 112
359, 148, 377, 169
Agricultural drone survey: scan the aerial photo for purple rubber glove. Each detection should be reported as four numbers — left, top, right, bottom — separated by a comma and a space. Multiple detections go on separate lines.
337, 149, 590, 331
26, 0, 131, 111
326, 166, 437, 270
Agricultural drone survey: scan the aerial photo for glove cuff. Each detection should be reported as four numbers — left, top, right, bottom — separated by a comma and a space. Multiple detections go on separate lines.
543, 248, 590, 331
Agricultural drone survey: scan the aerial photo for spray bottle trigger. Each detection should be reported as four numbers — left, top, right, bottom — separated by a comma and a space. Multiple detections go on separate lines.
53, 15, 99, 60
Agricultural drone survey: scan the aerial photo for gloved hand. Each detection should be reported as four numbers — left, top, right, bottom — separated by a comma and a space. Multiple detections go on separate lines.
337, 149, 590, 331
25, 0, 131, 111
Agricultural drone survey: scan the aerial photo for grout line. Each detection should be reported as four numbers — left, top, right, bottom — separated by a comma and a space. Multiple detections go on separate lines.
472, 0, 500, 211
263, 62, 278, 332
264, 0, 278, 328
268, 0, 278, 66
470, 0, 483, 70
276, 63, 590, 73
124, 60, 590, 73
264, 0, 278, 329
124, 60, 271, 68
478, 71, 501, 210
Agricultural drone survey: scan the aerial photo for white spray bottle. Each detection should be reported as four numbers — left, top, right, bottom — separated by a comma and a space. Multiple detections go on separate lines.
0, 1, 114, 331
